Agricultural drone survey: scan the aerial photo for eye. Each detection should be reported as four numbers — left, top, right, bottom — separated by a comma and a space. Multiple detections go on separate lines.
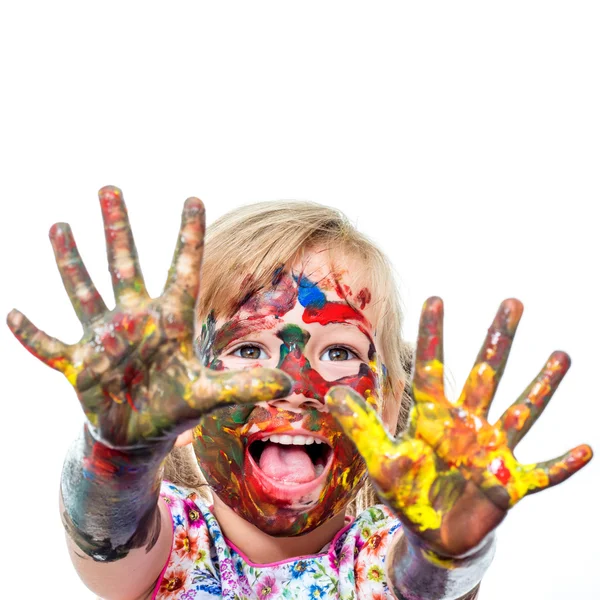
320, 346, 357, 361
232, 344, 268, 360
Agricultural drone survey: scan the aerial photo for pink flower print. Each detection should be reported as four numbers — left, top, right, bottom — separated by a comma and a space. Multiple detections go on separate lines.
183, 498, 204, 528
329, 545, 353, 572
256, 574, 279, 599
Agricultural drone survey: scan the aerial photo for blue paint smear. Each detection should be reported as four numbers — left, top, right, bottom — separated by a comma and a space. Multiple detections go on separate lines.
295, 274, 326, 308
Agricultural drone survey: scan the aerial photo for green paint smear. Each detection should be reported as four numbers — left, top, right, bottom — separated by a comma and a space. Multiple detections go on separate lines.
304, 409, 323, 432
277, 324, 310, 363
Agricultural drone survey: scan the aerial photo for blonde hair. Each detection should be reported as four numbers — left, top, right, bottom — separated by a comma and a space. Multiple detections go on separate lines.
164, 200, 413, 516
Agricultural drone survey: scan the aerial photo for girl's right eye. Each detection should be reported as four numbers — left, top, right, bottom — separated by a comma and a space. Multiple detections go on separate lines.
232, 345, 268, 360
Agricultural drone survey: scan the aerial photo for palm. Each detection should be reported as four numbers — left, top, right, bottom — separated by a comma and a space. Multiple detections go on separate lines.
8, 186, 290, 451
328, 297, 592, 556
73, 300, 198, 448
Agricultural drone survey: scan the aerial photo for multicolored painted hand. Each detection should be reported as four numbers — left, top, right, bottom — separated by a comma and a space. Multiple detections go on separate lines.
327, 297, 592, 557
6, 187, 292, 562
7, 186, 291, 454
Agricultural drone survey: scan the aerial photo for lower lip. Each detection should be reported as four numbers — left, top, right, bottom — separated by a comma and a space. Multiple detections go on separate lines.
244, 444, 334, 507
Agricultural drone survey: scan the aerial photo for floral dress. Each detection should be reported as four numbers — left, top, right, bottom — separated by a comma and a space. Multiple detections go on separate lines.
153, 482, 402, 600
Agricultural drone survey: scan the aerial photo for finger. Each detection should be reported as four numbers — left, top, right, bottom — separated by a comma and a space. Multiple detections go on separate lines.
162, 197, 205, 316
7, 308, 75, 379
326, 385, 398, 465
519, 444, 593, 498
412, 297, 445, 404
497, 351, 570, 449
456, 298, 523, 417
99, 185, 148, 303
326, 386, 443, 531
49, 223, 108, 324
188, 366, 293, 415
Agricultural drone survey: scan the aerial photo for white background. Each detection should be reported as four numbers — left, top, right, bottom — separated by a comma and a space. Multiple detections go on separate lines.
1, 2, 598, 598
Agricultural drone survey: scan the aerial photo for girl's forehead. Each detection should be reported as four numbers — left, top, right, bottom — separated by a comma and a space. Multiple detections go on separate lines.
223, 250, 378, 333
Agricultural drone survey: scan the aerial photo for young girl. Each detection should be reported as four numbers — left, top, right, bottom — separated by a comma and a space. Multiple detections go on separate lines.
7, 186, 592, 600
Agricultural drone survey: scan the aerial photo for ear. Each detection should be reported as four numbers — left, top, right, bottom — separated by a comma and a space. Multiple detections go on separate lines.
174, 428, 195, 447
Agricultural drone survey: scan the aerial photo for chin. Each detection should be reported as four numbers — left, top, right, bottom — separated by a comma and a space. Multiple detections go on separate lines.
204, 450, 367, 537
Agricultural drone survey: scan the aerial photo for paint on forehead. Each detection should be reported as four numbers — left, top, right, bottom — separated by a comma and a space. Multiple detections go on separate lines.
293, 268, 373, 338
294, 274, 326, 309
303, 301, 370, 328
239, 272, 297, 317
277, 324, 310, 354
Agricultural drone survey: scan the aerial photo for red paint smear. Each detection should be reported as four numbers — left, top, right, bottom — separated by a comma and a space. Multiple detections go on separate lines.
356, 288, 372, 310
420, 334, 440, 361
278, 347, 377, 402
491, 458, 511, 485
83, 441, 122, 478
303, 301, 369, 327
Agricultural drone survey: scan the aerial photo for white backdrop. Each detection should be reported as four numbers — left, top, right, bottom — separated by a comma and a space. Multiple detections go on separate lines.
1, 2, 598, 598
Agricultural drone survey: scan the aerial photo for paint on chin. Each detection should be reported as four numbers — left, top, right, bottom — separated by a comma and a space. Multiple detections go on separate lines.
193, 405, 369, 536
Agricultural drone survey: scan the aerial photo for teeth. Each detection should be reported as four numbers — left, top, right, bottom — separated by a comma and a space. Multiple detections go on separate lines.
315, 464, 324, 476
264, 434, 321, 446
292, 435, 308, 445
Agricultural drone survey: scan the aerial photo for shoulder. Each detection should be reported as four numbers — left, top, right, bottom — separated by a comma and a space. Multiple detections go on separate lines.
151, 482, 222, 599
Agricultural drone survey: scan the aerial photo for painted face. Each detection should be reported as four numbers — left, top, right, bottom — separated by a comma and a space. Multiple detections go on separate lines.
192, 253, 385, 536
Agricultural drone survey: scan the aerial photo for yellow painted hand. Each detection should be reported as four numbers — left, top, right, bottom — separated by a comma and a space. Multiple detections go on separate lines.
327, 297, 592, 557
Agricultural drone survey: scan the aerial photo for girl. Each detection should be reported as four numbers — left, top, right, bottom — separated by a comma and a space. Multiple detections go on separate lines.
7, 186, 592, 600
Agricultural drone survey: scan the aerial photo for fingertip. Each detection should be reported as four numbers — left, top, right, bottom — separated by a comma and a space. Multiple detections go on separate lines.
184, 196, 206, 216
549, 350, 571, 371
572, 443, 593, 465
497, 298, 524, 332
6, 308, 23, 330
98, 185, 123, 200
274, 368, 293, 396
49, 222, 72, 239
326, 385, 356, 403
423, 296, 443, 315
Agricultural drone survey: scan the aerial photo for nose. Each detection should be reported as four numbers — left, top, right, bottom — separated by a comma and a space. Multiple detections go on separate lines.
274, 346, 330, 407
268, 393, 327, 412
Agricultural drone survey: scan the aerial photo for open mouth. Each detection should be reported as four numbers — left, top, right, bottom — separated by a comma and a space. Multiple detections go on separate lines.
245, 433, 334, 505
249, 434, 333, 485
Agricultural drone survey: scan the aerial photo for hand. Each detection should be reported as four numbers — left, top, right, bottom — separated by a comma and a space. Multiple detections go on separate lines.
7, 186, 290, 453
327, 297, 592, 557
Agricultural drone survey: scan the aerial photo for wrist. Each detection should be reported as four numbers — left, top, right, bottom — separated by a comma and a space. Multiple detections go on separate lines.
387, 529, 495, 600
61, 424, 169, 562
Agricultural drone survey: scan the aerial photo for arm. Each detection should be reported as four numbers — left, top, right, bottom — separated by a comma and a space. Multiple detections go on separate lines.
58, 426, 172, 600
328, 297, 592, 600
8, 186, 291, 600
386, 529, 493, 600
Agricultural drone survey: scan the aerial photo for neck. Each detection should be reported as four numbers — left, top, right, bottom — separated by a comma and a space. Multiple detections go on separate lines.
211, 494, 348, 564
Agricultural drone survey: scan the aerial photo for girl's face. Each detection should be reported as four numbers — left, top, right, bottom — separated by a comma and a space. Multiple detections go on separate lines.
193, 251, 386, 536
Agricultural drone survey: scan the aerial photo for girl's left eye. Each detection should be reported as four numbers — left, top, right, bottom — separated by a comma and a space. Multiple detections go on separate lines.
320, 347, 357, 361
232, 345, 268, 360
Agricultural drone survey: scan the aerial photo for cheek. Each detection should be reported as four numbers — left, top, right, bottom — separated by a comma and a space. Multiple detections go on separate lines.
192, 408, 251, 491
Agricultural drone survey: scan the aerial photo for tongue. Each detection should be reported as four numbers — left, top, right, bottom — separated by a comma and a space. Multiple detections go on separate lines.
259, 442, 317, 483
